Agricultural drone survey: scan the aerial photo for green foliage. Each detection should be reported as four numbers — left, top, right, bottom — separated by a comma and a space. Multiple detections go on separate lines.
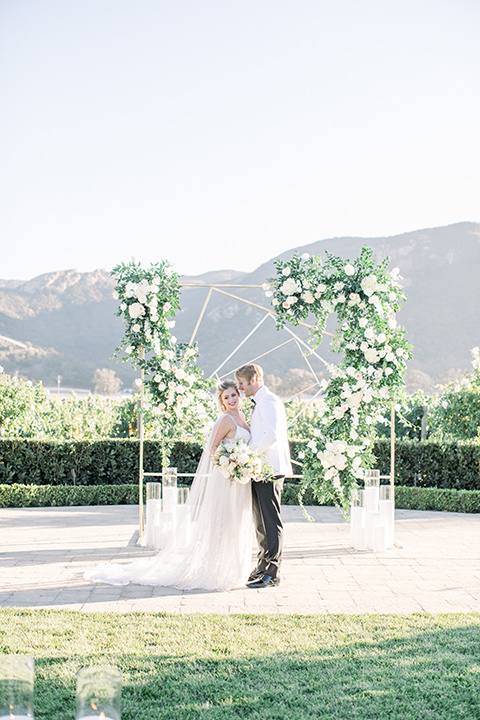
0, 483, 138, 508
394, 486, 480, 513
376, 391, 429, 441
374, 438, 480, 490
0, 438, 203, 486
1, 480, 479, 513
428, 348, 480, 441
111, 259, 181, 365
267, 246, 411, 511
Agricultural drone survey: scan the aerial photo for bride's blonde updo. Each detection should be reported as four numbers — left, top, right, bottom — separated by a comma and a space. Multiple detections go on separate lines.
216, 379, 241, 411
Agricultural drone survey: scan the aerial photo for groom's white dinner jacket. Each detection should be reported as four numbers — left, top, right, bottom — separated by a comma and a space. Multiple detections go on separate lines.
249, 385, 292, 477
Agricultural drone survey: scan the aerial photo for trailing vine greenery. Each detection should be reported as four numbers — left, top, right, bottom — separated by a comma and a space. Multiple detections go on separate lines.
111, 260, 216, 464
266, 246, 412, 511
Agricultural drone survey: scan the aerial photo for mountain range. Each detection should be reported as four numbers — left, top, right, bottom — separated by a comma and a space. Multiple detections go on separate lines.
1, 221, 479, 394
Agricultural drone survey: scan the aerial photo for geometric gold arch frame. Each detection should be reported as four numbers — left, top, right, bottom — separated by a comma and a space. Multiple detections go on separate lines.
137, 279, 396, 537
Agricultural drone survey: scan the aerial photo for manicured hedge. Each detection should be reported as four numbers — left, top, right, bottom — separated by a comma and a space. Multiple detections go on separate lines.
374, 438, 480, 490
1, 438, 479, 491
0, 439, 202, 486
393, 485, 480, 513
0, 483, 138, 508
1, 482, 479, 514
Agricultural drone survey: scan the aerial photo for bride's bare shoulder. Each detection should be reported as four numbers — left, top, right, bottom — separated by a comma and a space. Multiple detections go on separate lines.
215, 413, 236, 433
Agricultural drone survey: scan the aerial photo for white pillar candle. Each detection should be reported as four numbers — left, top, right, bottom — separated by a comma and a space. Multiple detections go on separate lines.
353, 525, 367, 551
365, 511, 380, 550
145, 498, 162, 547
374, 523, 386, 552
364, 486, 379, 514
154, 512, 174, 549
162, 486, 177, 515
350, 506, 365, 548
379, 499, 395, 549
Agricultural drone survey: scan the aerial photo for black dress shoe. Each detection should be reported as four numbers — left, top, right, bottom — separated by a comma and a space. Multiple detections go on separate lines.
247, 569, 264, 582
246, 573, 280, 589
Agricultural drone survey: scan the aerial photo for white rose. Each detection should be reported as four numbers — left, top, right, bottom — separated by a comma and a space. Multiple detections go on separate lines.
345, 263, 355, 276
364, 348, 380, 364
161, 360, 170, 371
364, 328, 375, 340
129, 302, 145, 319
359, 318, 368, 328
301, 290, 315, 304
282, 266, 291, 276
346, 391, 363, 409
361, 274, 379, 296
301, 253, 310, 260
281, 278, 301, 295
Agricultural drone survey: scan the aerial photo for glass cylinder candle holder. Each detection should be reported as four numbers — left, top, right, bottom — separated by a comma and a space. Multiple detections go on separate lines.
145, 482, 162, 547
177, 487, 189, 505
162, 467, 177, 514
175, 487, 191, 548
350, 488, 366, 551
379, 485, 395, 549
76, 666, 121, 720
364, 469, 380, 488
0, 655, 34, 719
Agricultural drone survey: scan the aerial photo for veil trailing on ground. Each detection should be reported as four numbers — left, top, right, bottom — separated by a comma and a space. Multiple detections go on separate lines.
84, 414, 253, 591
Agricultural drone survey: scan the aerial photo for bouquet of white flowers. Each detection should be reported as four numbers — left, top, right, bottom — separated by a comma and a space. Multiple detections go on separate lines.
213, 438, 275, 485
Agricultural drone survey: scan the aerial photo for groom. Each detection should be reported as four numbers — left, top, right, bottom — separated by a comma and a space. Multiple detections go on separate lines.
235, 363, 292, 588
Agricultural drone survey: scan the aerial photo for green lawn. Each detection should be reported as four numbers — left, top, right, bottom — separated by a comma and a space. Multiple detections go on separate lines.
1, 610, 480, 719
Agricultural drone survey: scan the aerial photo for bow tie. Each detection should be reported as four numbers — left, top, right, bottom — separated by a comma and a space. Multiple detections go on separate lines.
250, 398, 256, 410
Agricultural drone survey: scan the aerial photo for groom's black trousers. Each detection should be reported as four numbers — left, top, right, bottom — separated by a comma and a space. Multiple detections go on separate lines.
251, 476, 284, 579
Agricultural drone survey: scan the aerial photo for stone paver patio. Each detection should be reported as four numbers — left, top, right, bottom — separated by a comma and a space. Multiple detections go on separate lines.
1, 505, 479, 614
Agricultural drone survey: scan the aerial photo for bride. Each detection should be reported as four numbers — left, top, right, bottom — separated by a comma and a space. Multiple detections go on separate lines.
84, 379, 253, 591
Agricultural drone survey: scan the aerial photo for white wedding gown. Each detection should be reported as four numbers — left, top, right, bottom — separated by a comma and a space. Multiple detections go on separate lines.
85, 421, 253, 591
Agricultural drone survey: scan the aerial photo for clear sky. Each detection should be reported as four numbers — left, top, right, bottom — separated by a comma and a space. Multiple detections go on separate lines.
1, 0, 479, 281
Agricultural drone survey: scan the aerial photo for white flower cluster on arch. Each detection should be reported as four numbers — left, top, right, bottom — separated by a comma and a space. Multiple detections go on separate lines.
111, 260, 216, 449
266, 246, 412, 511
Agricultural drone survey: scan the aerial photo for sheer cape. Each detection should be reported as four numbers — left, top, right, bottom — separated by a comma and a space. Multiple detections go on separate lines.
84, 415, 253, 591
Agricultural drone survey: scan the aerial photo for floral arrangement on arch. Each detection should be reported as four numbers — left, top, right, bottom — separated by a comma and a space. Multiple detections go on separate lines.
266, 246, 412, 511
112, 259, 181, 364
111, 260, 216, 453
